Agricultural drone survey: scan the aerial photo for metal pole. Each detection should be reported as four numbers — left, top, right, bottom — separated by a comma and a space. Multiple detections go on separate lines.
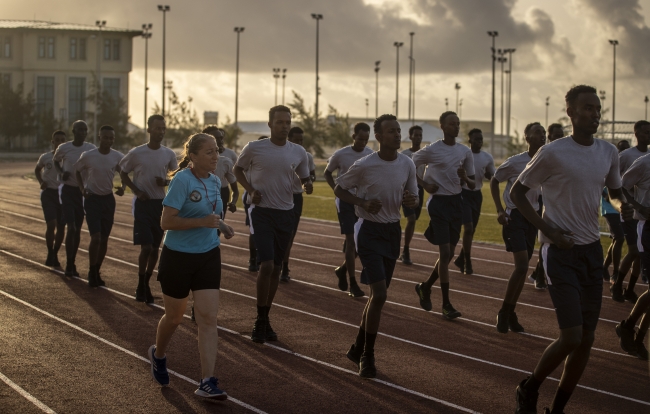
545, 97, 549, 128
394, 41, 403, 118
408, 32, 414, 122
234, 27, 244, 126
374, 61, 380, 118
94, 20, 105, 145
455, 83, 461, 113
506, 49, 515, 140
645, 96, 649, 121
142, 24, 152, 130
609, 40, 618, 141
365, 98, 368, 119
158, 6, 170, 117
273, 68, 280, 106
487, 31, 498, 154
282, 69, 287, 105
311, 14, 323, 120
412, 58, 415, 124
498, 51, 505, 137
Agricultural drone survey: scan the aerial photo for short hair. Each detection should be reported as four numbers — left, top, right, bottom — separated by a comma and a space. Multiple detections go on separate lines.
617, 140, 630, 150
408, 125, 423, 137
548, 123, 563, 133
373, 114, 397, 134
524, 122, 542, 136
354, 122, 370, 135
99, 125, 114, 132
439, 111, 457, 125
202, 125, 221, 135
147, 114, 165, 127
269, 105, 291, 123
565, 85, 597, 108
468, 128, 482, 138
634, 120, 650, 132
288, 126, 304, 138
71, 120, 87, 130
52, 130, 66, 138
258, 135, 268, 140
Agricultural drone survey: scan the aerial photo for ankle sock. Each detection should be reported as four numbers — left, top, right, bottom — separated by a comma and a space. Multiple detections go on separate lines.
364, 332, 377, 355
550, 387, 572, 413
354, 327, 366, 350
441, 282, 450, 306
524, 374, 543, 393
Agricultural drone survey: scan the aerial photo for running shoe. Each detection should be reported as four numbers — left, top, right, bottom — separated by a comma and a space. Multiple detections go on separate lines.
135, 284, 146, 302
610, 272, 618, 284
145, 283, 154, 304
527, 273, 536, 284
464, 258, 473, 275
515, 378, 538, 414
496, 310, 510, 334
195, 377, 228, 400
349, 282, 365, 298
453, 254, 465, 273
265, 319, 278, 342
623, 288, 638, 304
359, 353, 376, 378
509, 311, 525, 333
65, 263, 79, 277
400, 248, 413, 265
642, 274, 649, 284
96, 272, 106, 287
610, 284, 625, 302
251, 317, 267, 344
442, 303, 461, 320
148, 345, 170, 386
636, 337, 649, 361
45, 252, 56, 266
280, 268, 291, 283
334, 265, 349, 291
51, 255, 61, 268
346, 344, 362, 366
88, 269, 99, 288
534, 274, 548, 290
415, 283, 432, 311
615, 320, 638, 356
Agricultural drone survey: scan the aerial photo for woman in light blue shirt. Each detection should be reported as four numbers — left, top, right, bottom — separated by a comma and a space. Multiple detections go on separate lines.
147, 133, 233, 399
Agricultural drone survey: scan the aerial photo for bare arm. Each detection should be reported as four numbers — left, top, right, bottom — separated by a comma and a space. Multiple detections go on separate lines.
310, 169, 316, 182
611, 187, 635, 220
35, 166, 47, 190
161, 206, 219, 231
119, 171, 148, 200
334, 184, 382, 214
490, 177, 509, 225
300, 177, 313, 194
417, 176, 439, 194
324, 169, 336, 191
75, 171, 87, 196
234, 166, 261, 204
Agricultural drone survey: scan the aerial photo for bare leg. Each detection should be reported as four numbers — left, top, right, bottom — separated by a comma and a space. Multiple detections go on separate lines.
88, 233, 101, 266
138, 245, 153, 275
502, 251, 532, 305
193, 289, 220, 379
257, 261, 282, 306
345, 233, 356, 283
155, 294, 189, 358
403, 215, 416, 248
361, 280, 387, 334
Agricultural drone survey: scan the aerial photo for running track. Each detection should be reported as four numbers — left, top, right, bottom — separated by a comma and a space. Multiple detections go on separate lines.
0, 162, 647, 414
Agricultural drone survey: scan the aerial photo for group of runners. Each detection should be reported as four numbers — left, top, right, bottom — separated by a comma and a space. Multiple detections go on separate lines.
33, 84, 649, 412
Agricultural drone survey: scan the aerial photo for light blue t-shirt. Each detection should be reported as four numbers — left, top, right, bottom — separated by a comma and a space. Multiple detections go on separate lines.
601, 187, 618, 215
162, 168, 223, 253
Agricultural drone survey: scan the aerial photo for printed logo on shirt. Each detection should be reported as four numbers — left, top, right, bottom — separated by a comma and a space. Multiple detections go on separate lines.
189, 190, 202, 202
291, 163, 297, 171
46, 162, 52, 170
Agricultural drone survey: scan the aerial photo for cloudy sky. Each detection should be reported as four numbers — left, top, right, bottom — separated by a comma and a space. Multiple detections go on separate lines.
6, 0, 650, 134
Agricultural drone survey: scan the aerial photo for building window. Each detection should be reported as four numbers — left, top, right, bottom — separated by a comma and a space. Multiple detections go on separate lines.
70, 38, 77, 59
47, 37, 55, 58
2, 37, 11, 58
102, 38, 121, 61
104, 39, 111, 60
79, 38, 86, 60
103, 78, 120, 101
39, 36, 55, 59
38, 37, 45, 58
68, 77, 86, 122
36, 77, 55, 115
112, 39, 120, 60
1, 73, 11, 88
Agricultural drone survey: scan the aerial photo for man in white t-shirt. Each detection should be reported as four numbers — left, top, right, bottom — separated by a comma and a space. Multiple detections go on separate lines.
399, 125, 426, 266
203, 126, 239, 219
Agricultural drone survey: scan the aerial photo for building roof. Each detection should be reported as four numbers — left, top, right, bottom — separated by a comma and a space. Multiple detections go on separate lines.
0, 20, 142, 36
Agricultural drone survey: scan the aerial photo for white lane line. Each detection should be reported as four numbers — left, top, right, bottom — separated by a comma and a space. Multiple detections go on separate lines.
0, 370, 56, 414
0, 250, 480, 414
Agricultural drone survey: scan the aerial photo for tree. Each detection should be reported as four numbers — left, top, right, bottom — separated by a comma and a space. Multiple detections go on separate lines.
151, 91, 201, 147
288, 91, 328, 158
0, 81, 36, 149
326, 105, 354, 149
86, 75, 135, 151
505, 130, 525, 156
220, 116, 242, 151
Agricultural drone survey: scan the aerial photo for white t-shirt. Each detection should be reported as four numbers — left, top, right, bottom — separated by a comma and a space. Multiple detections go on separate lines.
119, 144, 178, 200
326, 146, 374, 178
619, 146, 648, 174
401, 148, 426, 179
53, 141, 97, 186
212, 156, 236, 189
74, 148, 124, 195
222, 147, 238, 165
463, 150, 495, 191
493, 152, 540, 212
412, 140, 475, 196
36, 152, 60, 189
235, 138, 310, 210
518, 136, 621, 245
293, 152, 316, 194
622, 153, 650, 221
337, 152, 418, 223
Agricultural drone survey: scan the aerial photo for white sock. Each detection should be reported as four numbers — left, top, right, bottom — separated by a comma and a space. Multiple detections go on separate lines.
202, 377, 212, 384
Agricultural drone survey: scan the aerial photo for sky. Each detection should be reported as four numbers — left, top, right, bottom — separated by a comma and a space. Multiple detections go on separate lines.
6, 0, 650, 133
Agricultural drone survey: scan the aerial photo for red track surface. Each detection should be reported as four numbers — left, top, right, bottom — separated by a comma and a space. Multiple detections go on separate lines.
0, 162, 648, 413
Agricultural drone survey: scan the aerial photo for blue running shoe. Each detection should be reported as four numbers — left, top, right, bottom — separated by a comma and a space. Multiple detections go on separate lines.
148, 345, 169, 386
195, 377, 228, 400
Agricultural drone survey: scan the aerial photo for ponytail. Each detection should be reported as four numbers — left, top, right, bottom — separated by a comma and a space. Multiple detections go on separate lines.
168, 133, 215, 178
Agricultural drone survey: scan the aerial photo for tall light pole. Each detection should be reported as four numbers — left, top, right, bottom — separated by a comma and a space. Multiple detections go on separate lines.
412, 58, 416, 123
165, 80, 173, 114
365, 98, 369, 119
282, 69, 287, 105
157, 5, 170, 116
408, 32, 415, 122
455, 83, 461, 114
497, 50, 506, 137
142, 24, 152, 131
445, 98, 449, 112
311, 13, 323, 120
545, 96, 550, 127
273, 68, 280, 106
505, 48, 516, 140
459, 99, 463, 119
599, 90, 607, 138
94, 20, 106, 145
609, 39, 619, 142
487, 31, 498, 153
234, 27, 244, 126
645, 96, 649, 121
374, 61, 380, 118
393, 41, 403, 118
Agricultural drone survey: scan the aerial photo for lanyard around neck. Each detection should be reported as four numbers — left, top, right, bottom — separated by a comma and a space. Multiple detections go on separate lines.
190, 167, 217, 213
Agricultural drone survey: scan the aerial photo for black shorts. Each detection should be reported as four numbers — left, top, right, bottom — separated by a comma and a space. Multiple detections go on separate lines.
41, 188, 63, 222
157, 245, 222, 299
403, 185, 424, 220
292, 193, 304, 232
249, 206, 293, 265
461, 188, 482, 227
60, 184, 84, 228
639, 221, 650, 281
542, 241, 603, 331
623, 218, 639, 247
604, 213, 625, 241
220, 186, 231, 220
424, 194, 463, 246
337, 198, 358, 235
354, 219, 400, 287
84, 193, 116, 236
502, 208, 537, 259
133, 198, 164, 246
243, 191, 251, 226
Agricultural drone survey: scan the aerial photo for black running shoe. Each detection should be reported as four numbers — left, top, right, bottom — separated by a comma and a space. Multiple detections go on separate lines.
251, 317, 266, 344
400, 248, 413, 265
335, 265, 348, 291
96, 272, 106, 287
415, 283, 432, 311
534, 273, 547, 290
88, 269, 99, 288
623, 288, 638, 304
349, 282, 365, 298
515, 378, 539, 414
442, 303, 461, 320
610, 284, 625, 302
265, 319, 278, 342
636, 338, 649, 361
615, 320, 638, 356
65, 264, 79, 277
453, 254, 465, 273
45, 252, 56, 267
642, 274, 649, 284
248, 259, 258, 272
346, 344, 362, 366
280, 268, 290, 283
145, 284, 154, 304
509, 311, 525, 333
496, 310, 510, 334
135, 283, 146, 302
51, 256, 61, 267
464, 258, 473, 275
359, 353, 376, 378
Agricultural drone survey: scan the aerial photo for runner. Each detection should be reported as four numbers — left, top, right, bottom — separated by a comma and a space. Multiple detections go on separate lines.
53, 120, 96, 277
413, 111, 475, 320
324, 123, 374, 297
203, 126, 239, 220
490, 122, 545, 333
399, 125, 425, 266
337, 114, 418, 378
281, 126, 316, 282
148, 132, 233, 398
35, 130, 67, 268
120, 115, 178, 303
511, 85, 633, 414
241, 135, 268, 272
234, 105, 312, 343
547, 123, 565, 142
217, 127, 239, 165
455, 128, 495, 274
73, 125, 124, 287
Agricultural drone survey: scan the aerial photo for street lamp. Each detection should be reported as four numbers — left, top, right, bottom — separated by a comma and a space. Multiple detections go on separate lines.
609, 39, 619, 142
455, 83, 461, 114
142, 24, 152, 131
374, 61, 380, 118
645, 96, 649, 121
487, 31, 499, 153
94, 20, 106, 145
273, 68, 281, 106
165, 80, 173, 114
393, 41, 404, 118
311, 13, 323, 120
408, 32, 415, 122
157, 5, 170, 116
282, 69, 287, 105
497, 50, 506, 137
459, 99, 463, 119
545, 96, 550, 127
445, 98, 449, 112
234, 27, 244, 126
505, 48, 516, 141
